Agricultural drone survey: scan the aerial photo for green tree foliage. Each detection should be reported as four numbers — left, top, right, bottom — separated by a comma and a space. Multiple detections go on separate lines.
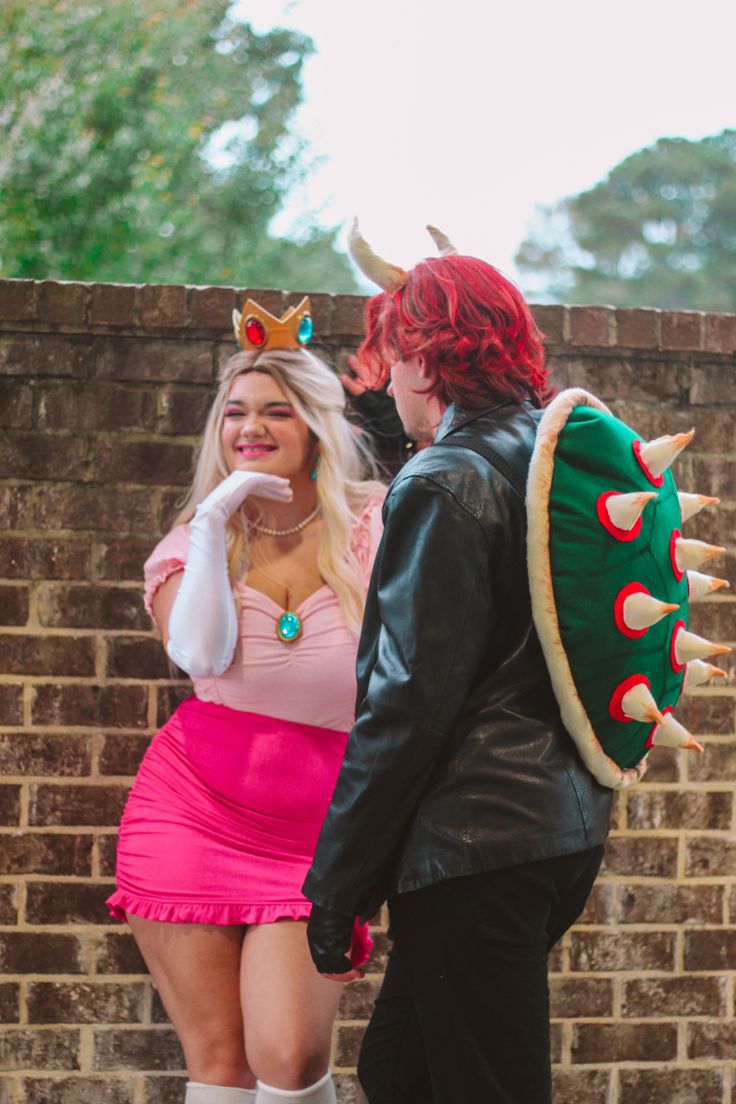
0, 0, 358, 291
516, 131, 736, 311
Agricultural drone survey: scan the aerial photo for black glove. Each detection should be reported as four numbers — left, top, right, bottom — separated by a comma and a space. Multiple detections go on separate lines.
307, 904, 356, 974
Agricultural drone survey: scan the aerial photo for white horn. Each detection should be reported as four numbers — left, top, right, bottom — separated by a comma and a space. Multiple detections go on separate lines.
623, 592, 679, 632
639, 429, 694, 479
675, 628, 732, 664
606, 491, 657, 530
621, 682, 666, 726
347, 219, 409, 293
687, 570, 730, 601
649, 713, 704, 753
675, 538, 726, 574
684, 659, 728, 689
678, 492, 720, 523
232, 308, 242, 343
426, 224, 459, 256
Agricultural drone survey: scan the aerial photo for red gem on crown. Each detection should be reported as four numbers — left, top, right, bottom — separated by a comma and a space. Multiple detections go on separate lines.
244, 317, 266, 347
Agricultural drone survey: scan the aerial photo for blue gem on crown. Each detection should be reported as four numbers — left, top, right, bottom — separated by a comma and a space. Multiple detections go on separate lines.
298, 315, 313, 345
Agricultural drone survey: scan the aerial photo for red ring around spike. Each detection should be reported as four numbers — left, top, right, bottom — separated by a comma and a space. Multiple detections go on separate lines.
597, 491, 644, 542
632, 439, 665, 488
670, 619, 686, 673
614, 582, 650, 639
244, 316, 267, 347
670, 528, 684, 581
646, 705, 673, 748
609, 674, 651, 723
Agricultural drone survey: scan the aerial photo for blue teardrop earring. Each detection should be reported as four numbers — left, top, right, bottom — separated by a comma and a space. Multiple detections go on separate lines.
311, 457, 320, 482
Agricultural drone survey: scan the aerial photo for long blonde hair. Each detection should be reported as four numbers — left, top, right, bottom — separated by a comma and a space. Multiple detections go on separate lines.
173, 349, 385, 632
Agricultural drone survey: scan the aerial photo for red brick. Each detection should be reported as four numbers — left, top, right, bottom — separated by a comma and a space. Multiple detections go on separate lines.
638, 745, 679, 782
702, 313, 736, 354
618, 1068, 722, 1104
99, 734, 150, 776
38, 280, 89, 326
569, 930, 675, 972
94, 539, 156, 581
678, 695, 734, 736
93, 439, 194, 486
95, 933, 147, 975
37, 584, 147, 630
0, 732, 92, 777
0, 685, 23, 725
549, 976, 613, 1018
0, 584, 29, 625
0, 279, 36, 321
0, 933, 83, 974
0, 982, 20, 1023
0, 483, 33, 529
21, 1076, 135, 1104
686, 453, 736, 500
0, 834, 92, 876
0, 885, 18, 924
531, 305, 565, 344
29, 785, 128, 828
0, 537, 90, 580
158, 492, 185, 533
105, 637, 169, 680
155, 685, 194, 727
0, 335, 93, 379
568, 356, 684, 402
90, 284, 136, 327
0, 1028, 80, 1071
95, 337, 212, 384
0, 634, 95, 677
684, 929, 736, 971
190, 285, 236, 330
30, 684, 148, 729
546, 355, 570, 392
550, 1068, 609, 1104
283, 290, 333, 335
39, 385, 156, 433
141, 1075, 187, 1104
36, 485, 157, 534
235, 287, 283, 319
601, 836, 678, 877
660, 310, 703, 351
332, 295, 366, 337
576, 882, 614, 925
0, 785, 21, 825
92, 1027, 184, 1071
619, 883, 723, 924
685, 836, 736, 877
627, 790, 732, 830
27, 981, 145, 1024
337, 978, 381, 1020
690, 362, 736, 405
140, 285, 187, 329
623, 975, 725, 1017
615, 309, 659, 349
0, 433, 92, 481
334, 1023, 365, 1067
25, 881, 114, 925
569, 306, 614, 347
572, 1021, 676, 1063
688, 740, 736, 782
688, 1020, 736, 1059
157, 388, 211, 436
0, 381, 33, 429
98, 834, 118, 877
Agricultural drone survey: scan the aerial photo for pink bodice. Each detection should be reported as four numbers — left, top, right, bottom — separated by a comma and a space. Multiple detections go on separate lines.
143, 497, 384, 731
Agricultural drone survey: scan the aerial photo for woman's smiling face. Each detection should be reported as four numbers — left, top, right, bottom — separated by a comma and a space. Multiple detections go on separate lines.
221, 371, 313, 480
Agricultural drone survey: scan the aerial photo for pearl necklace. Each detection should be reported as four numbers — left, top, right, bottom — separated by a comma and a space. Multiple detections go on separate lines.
251, 504, 321, 537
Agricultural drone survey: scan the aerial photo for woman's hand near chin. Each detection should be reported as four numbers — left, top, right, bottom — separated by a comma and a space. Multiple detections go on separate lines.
202, 470, 293, 522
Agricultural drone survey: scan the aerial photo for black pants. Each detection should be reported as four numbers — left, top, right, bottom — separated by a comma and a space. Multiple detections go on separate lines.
358, 845, 604, 1104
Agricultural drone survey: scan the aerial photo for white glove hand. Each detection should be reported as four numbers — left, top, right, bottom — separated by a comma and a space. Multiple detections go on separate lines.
166, 471, 293, 677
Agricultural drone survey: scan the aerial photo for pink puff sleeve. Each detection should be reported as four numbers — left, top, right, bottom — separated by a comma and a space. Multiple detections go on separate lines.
142, 524, 190, 618
351, 495, 385, 588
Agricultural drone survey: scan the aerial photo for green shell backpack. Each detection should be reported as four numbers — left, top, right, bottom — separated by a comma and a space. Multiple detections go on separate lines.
526, 389, 730, 790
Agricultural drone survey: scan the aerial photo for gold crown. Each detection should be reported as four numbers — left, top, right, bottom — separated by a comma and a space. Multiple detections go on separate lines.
232, 296, 313, 351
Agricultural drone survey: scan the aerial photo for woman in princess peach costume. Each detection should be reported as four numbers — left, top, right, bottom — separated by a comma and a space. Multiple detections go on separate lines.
107, 298, 385, 1104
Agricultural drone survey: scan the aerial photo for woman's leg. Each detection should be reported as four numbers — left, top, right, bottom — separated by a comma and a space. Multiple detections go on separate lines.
240, 920, 342, 1096
127, 913, 255, 1090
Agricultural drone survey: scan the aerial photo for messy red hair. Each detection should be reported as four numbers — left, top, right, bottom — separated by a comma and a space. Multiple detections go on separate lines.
357, 255, 552, 408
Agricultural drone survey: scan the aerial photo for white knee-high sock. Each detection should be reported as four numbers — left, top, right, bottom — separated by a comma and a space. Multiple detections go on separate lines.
185, 1082, 257, 1104
255, 1070, 336, 1104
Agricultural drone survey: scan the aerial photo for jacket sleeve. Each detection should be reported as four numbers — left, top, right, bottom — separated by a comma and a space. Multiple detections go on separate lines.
302, 470, 498, 917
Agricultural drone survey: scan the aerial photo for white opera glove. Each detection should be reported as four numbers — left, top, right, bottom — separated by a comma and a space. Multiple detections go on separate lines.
166, 470, 292, 677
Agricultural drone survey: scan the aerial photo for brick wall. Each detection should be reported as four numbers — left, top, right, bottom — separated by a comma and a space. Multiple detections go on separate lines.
0, 278, 734, 1104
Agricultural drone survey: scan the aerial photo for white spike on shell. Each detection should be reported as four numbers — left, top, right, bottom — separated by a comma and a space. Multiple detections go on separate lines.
347, 219, 409, 293
621, 683, 666, 726
623, 592, 679, 631
678, 492, 720, 523
687, 570, 730, 601
232, 308, 242, 343
675, 538, 726, 573
639, 429, 694, 478
649, 713, 704, 752
426, 225, 459, 256
606, 491, 657, 531
684, 659, 728, 689
675, 628, 732, 664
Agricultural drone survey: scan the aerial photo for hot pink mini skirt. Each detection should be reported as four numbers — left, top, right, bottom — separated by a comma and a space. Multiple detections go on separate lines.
106, 696, 372, 968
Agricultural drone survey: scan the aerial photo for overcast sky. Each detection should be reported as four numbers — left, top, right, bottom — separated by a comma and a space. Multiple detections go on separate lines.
235, 0, 736, 289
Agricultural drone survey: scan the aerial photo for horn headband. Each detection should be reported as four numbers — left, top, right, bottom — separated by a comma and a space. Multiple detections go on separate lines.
347, 219, 458, 292
232, 296, 313, 351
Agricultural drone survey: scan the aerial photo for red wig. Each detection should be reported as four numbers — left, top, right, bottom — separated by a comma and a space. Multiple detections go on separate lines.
357, 255, 552, 409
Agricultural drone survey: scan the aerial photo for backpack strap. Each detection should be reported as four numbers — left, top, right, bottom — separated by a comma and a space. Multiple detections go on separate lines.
439, 434, 526, 502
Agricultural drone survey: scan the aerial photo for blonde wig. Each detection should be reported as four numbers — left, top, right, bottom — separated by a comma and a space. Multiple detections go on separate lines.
172, 349, 385, 633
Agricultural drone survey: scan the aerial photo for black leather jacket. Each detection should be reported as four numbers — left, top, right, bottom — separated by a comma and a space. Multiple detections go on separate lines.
303, 400, 612, 919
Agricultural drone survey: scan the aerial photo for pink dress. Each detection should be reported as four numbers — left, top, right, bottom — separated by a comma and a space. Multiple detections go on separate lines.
106, 497, 384, 965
